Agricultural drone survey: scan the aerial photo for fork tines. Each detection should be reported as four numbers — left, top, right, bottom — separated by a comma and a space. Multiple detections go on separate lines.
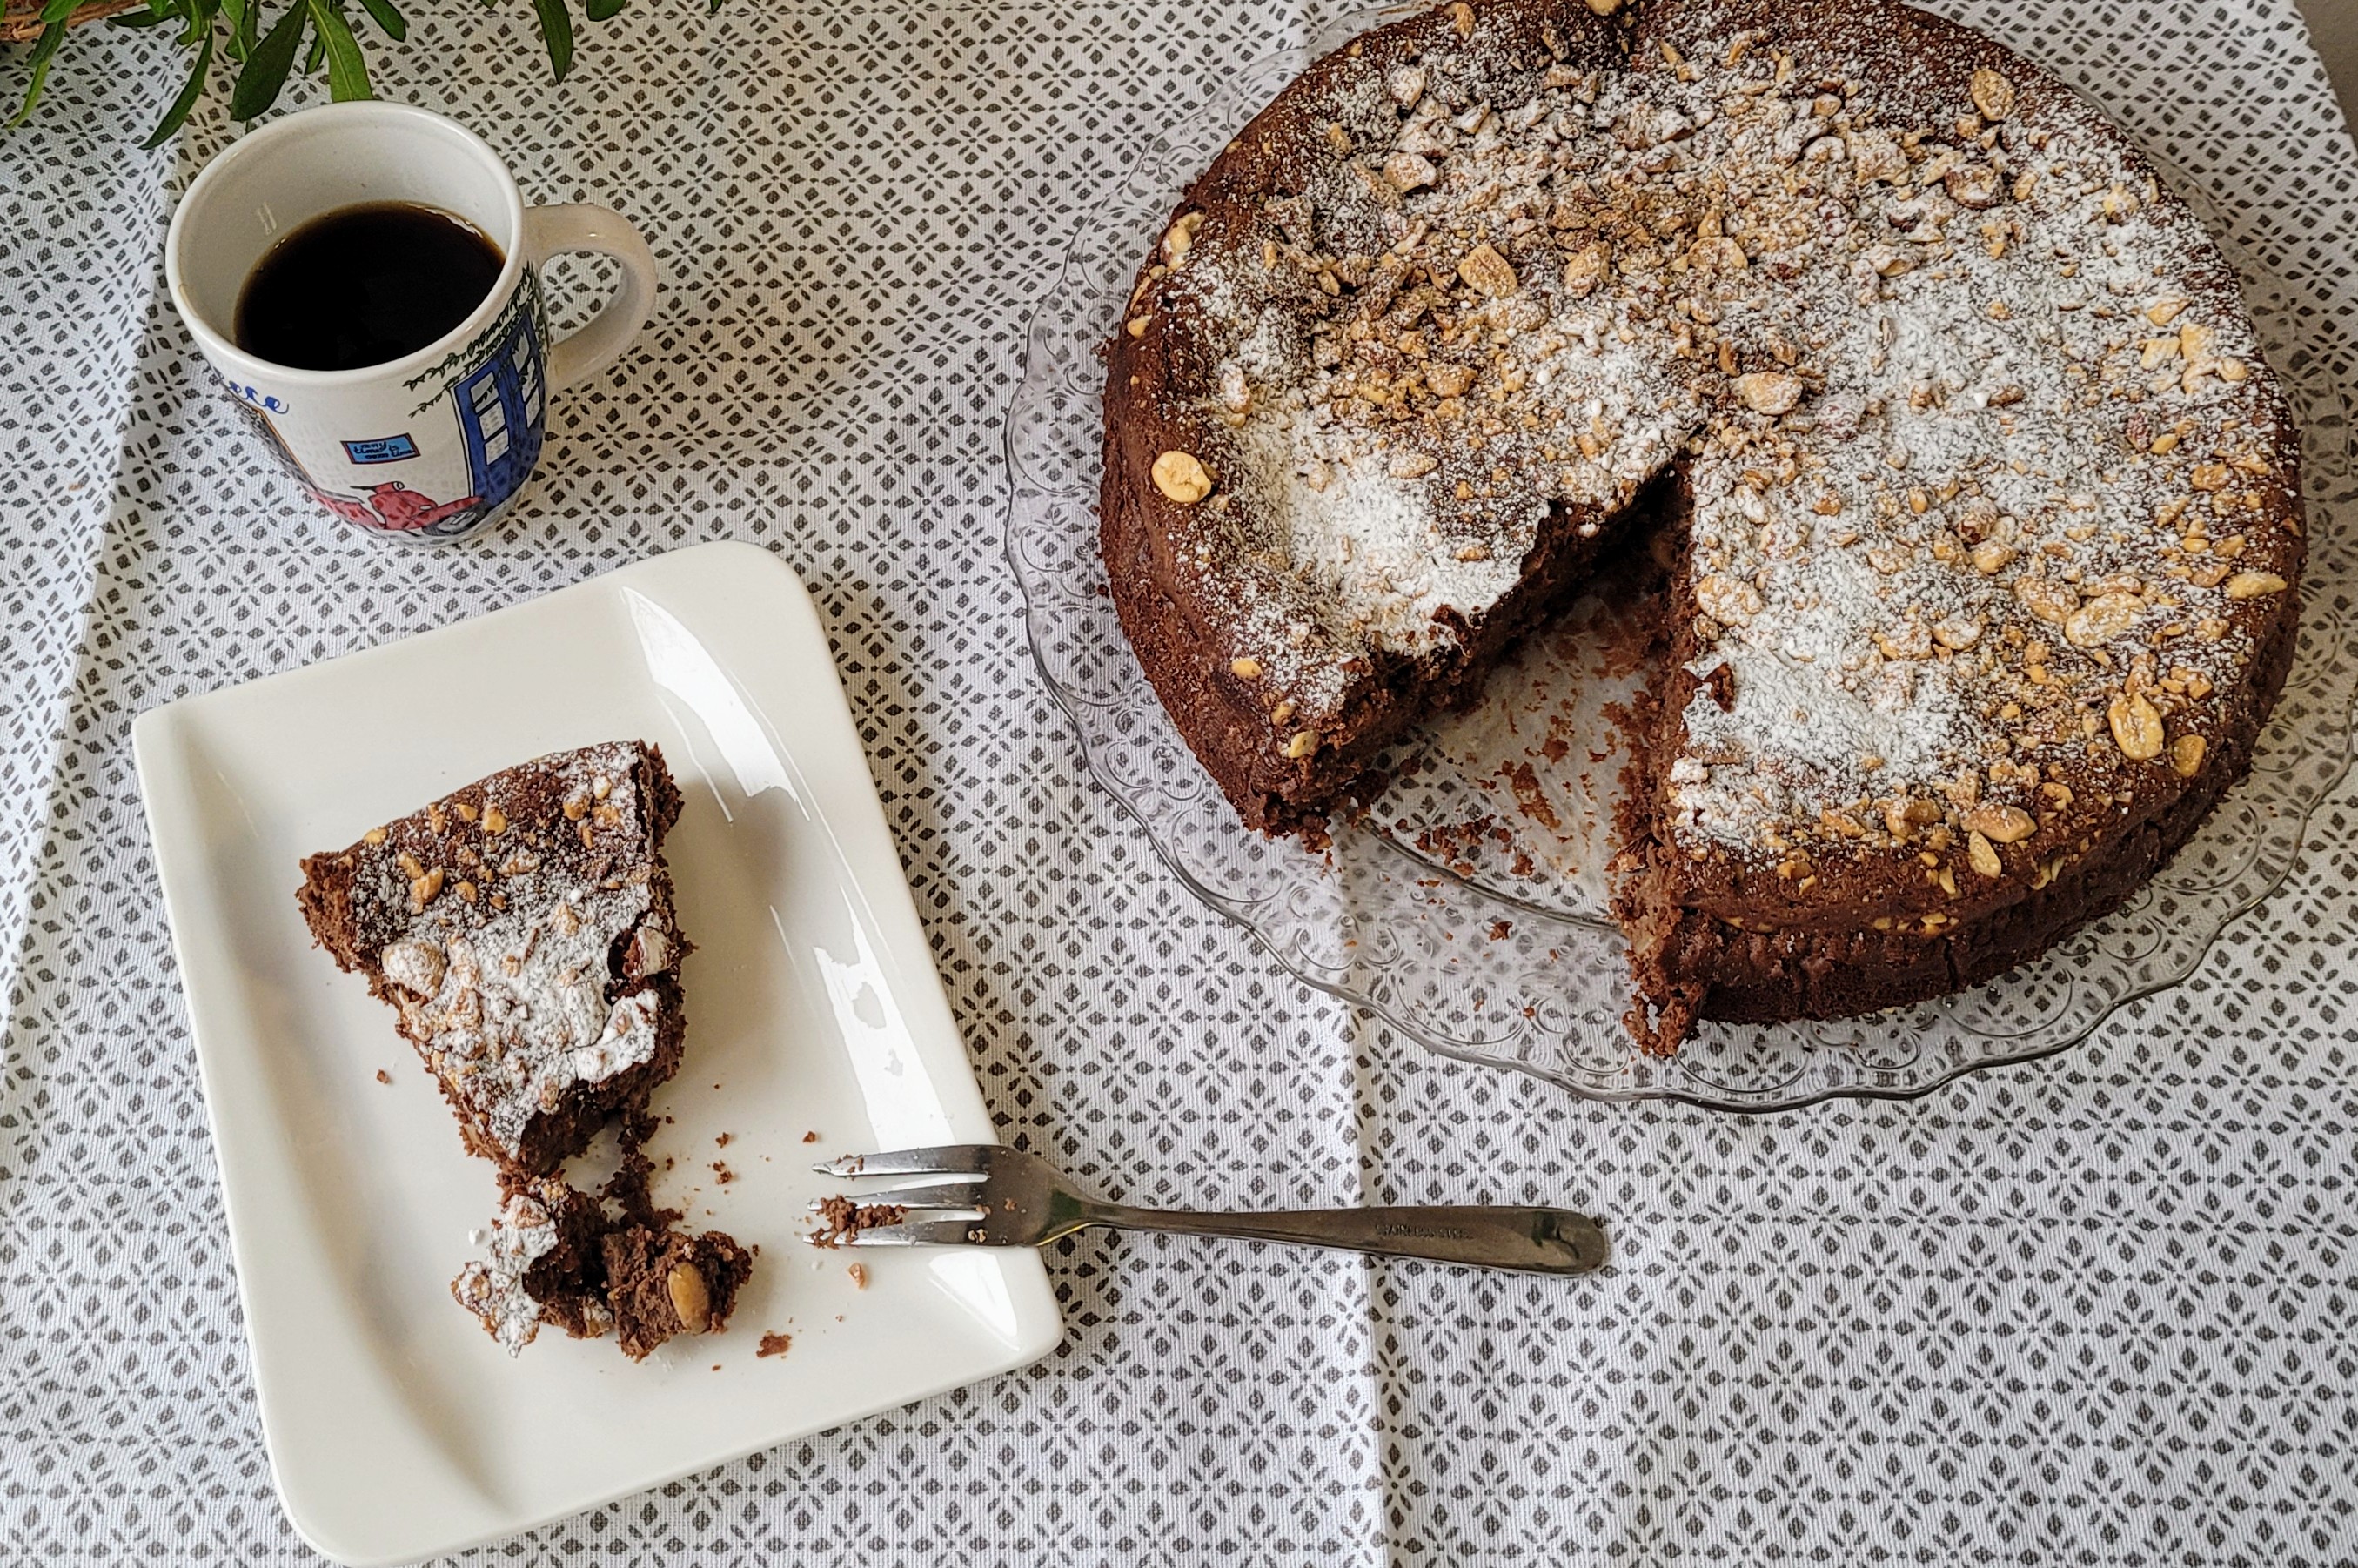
810, 1143, 995, 1178
810, 1145, 997, 1247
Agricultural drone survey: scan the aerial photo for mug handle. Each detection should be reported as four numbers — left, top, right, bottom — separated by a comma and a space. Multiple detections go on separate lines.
522, 203, 660, 391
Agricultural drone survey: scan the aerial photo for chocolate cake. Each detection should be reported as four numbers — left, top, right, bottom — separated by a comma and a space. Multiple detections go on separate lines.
302, 741, 758, 1357
297, 740, 692, 1176
1100, 0, 2304, 1049
450, 1178, 619, 1354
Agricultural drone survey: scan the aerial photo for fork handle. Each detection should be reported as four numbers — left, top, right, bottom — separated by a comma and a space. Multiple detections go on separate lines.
1090, 1203, 1608, 1276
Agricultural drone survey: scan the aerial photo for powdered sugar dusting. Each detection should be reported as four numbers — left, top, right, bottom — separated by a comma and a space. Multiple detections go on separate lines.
387, 880, 661, 1156
1229, 407, 1524, 653
340, 741, 682, 1156
452, 1189, 561, 1356
1647, 4, 2294, 859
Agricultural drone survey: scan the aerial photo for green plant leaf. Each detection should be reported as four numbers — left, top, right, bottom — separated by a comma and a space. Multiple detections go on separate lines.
305, 0, 370, 99
174, 0, 215, 50
229, 0, 308, 120
223, 0, 254, 60
531, 0, 573, 82
353, 0, 403, 42
583, 0, 623, 21
109, 0, 183, 30
8, 19, 69, 127
140, 27, 213, 146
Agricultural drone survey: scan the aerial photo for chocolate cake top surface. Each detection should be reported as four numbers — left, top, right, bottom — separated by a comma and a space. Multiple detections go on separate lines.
1118, 0, 2301, 863
332, 740, 677, 1160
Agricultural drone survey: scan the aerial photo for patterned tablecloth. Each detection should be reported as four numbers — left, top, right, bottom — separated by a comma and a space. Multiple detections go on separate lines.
4, 3, 2356, 1562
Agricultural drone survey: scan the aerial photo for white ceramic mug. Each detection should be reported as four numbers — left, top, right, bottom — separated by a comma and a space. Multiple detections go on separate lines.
164, 101, 658, 543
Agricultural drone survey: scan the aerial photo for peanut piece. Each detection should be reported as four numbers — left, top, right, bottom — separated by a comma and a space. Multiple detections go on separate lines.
1963, 804, 2035, 844
1966, 831, 2002, 878
1732, 372, 1805, 416
1969, 68, 2015, 121
1151, 451, 1214, 504
2107, 692, 2166, 761
667, 1264, 712, 1332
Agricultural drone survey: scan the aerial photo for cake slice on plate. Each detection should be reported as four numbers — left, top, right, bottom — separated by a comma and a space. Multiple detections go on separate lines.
300, 740, 760, 1360
296, 740, 692, 1177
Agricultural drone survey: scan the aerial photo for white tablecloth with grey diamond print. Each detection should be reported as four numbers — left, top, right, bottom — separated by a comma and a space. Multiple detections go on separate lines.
4, 3, 2357, 1563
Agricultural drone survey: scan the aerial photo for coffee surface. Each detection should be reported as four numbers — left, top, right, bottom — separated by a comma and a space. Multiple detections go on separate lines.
234, 200, 504, 372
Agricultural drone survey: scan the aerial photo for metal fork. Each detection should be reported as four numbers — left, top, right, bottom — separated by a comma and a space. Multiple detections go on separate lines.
809, 1144, 1607, 1276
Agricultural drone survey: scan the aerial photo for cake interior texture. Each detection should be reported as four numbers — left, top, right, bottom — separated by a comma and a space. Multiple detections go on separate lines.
297, 740, 752, 1357
1098, 0, 2304, 1049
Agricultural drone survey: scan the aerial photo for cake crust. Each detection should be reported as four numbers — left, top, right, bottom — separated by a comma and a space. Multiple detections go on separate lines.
1101, 0, 2304, 1046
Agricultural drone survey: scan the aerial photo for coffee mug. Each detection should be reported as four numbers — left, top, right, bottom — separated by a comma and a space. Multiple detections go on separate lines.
164, 101, 658, 543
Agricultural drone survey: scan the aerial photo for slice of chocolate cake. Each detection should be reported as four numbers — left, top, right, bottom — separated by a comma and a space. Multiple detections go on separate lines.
306, 741, 759, 1361
297, 741, 692, 1177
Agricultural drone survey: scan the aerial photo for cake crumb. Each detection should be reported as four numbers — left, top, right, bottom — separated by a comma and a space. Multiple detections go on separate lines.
375, 1069, 392, 1085
809, 1195, 906, 1248
713, 1162, 735, 1185
801, 1130, 820, 1143
847, 1263, 868, 1290
757, 1331, 793, 1358
715, 1132, 732, 1148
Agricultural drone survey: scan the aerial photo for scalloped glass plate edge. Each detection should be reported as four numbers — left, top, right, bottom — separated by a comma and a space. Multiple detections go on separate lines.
1001, 13, 2358, 1112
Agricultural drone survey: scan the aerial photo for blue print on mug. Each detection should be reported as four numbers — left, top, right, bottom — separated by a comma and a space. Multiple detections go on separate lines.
343, 434, 421, 464
445, 304, 548, 522
380, 271, 551, 539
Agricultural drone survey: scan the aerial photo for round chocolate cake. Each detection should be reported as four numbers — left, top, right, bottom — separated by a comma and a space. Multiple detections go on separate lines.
1099, 0, 2304, 1050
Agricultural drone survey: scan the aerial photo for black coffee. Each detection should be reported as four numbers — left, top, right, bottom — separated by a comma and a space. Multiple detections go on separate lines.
234, 200, 505, 372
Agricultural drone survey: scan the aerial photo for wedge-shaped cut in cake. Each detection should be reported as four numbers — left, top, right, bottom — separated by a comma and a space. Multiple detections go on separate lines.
297, 740, 693, 1176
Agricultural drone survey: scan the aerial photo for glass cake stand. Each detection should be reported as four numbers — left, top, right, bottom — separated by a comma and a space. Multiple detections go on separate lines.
1001, 11, 2357, 1111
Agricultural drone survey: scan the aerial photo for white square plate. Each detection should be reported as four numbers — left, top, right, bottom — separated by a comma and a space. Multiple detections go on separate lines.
132, 540, 1062, 1566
